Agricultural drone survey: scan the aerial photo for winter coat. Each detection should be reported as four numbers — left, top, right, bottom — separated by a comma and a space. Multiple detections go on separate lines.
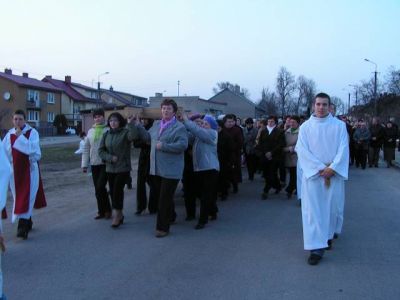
283, 128, 299, 167
184, 120, 219, 172
81, 124, 109, 168
243, 126, 258, 155
98, 125, 139, 173
137, 119, 188, 180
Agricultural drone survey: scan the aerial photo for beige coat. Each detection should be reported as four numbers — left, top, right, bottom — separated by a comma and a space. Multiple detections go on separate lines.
283, 128, 299, 167
82, 125, 109, 168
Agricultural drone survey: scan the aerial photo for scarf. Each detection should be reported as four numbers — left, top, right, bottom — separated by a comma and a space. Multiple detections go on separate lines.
93, 124, 107, 142
159, 117, 176, 136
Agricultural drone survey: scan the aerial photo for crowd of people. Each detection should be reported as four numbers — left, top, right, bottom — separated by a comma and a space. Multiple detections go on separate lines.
0, 94, 399, 275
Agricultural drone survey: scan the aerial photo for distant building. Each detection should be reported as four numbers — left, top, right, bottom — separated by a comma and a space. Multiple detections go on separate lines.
43, 75, 99, 127
149, 93, 226, 117
0, 69, 62, 135
101, 86, 147, 108
208, 87, 257, 119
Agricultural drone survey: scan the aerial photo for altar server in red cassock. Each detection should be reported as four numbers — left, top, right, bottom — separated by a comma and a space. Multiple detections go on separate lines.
3, 110, 46, 239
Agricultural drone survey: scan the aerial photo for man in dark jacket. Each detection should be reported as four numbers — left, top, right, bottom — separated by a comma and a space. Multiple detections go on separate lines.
222, 114, 243, 194
217, 119, 235, 200
257, 116, 285, 199
368, 117, 384, 167
243, 118, 258, 181
133, 118, 156, 215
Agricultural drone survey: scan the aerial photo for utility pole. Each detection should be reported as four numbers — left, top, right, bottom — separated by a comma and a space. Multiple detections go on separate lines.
364, 59, 378, 116
177, 80, 180, 96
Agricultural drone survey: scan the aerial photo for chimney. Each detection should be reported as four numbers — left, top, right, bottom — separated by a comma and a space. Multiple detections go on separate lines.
22, 72, 29, 78
65, 75, 72, 84
45, 75, 52, 80
234, 85, 240, 94
4, 68, 12, 75
155, 92, 163, 97
110, 85, 114, 91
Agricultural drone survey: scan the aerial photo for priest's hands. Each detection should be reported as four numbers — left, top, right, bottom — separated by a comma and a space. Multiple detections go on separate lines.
111, 156, 118, 163
265, 152, 272, 160
319, 167, 335, 179
15, 126, 22, 137
156, 142, 163, 150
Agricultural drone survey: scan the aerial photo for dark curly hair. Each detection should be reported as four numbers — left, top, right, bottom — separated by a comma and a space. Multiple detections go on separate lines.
107, 112, 126, 128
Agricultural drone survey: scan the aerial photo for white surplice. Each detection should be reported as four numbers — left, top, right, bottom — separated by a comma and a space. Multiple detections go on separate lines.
3, 124, 41, 222
295, 114, 349, 250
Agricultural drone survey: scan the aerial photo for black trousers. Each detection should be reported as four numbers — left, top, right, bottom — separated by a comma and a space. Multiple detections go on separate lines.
91, 165, 111, 215
107, 172, 130, 210
151, 176, 179, 232
368, 147, 380, 166
196, 170, 219, 224
263, 159, 280, 193
136, 168, 157, 213
218, 163, 232, 198
183, 168, 198, 218
285, 167, 297, 194
245, 153, 257, 180
355, 146, 368, 168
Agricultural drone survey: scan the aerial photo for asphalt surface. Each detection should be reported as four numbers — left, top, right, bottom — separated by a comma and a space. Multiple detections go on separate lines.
3, 163, 400, 300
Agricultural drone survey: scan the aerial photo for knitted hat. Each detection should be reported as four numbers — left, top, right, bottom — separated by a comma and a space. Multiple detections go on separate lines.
202, 115, 218, 130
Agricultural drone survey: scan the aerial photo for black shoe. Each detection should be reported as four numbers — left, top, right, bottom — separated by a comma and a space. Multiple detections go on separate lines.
27, 217, 33, 231
195, 223, 205, 230
286, 192, 293, 199
261, 192, 268, 200
94, 214, 105, 220
274, 188, 281, 194
308, 253, 322, 265
111, 216, 124, 228
375, 164, 379, 168
17, 219, 29, 239
326, 239, 333, 250
185, 216, 195, 221
333, 233, 339, 239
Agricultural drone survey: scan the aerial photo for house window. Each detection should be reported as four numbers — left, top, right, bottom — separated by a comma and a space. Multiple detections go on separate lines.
47, 93, 55, 104
47, 112, 55, 122
27, 90, 39, 102
90, 91, 98, 99
27, 110, 39, 122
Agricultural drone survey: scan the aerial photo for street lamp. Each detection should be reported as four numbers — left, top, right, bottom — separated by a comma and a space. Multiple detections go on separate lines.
97, 72, 110, 107
364, 58, 378, 116
342, 88, 351, 115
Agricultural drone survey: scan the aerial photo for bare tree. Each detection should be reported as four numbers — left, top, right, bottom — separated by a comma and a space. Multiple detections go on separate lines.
0, 108, 11, 133
330, 96, 345, 115
296, 76, 316, 116
276, 67, 296, 117
257, 87, 278, 116
384, 66, 400, 95
212, 81, 250, 98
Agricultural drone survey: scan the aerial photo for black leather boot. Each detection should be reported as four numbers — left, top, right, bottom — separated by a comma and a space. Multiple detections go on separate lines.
17, 219, 29, 239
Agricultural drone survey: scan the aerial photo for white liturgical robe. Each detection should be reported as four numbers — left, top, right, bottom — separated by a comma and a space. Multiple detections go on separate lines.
3, 124, 42, 222
295, 114, 349, 250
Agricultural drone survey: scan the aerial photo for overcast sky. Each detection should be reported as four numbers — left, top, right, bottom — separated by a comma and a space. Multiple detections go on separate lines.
1, 0, 399, 105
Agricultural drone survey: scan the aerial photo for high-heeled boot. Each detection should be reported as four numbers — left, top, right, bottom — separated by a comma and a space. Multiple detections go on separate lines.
111, 210, 124, 228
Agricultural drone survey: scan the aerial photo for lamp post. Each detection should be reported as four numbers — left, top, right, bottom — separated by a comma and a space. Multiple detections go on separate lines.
97, 72, 110, 107
364, 58, 378, 116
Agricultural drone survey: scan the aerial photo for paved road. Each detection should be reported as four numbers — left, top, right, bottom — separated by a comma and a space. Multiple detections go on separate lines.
3, 164, 400, 300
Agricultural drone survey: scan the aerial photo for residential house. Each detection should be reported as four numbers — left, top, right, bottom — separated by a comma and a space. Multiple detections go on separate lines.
43, 75, 99, 127
208, 87, 257, 120
149, 93, 226, 117
0, 69, 62, 135
101, 86, 148, 108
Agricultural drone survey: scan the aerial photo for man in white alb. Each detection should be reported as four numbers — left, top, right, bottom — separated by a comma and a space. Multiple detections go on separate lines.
296, 93, 349, 265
